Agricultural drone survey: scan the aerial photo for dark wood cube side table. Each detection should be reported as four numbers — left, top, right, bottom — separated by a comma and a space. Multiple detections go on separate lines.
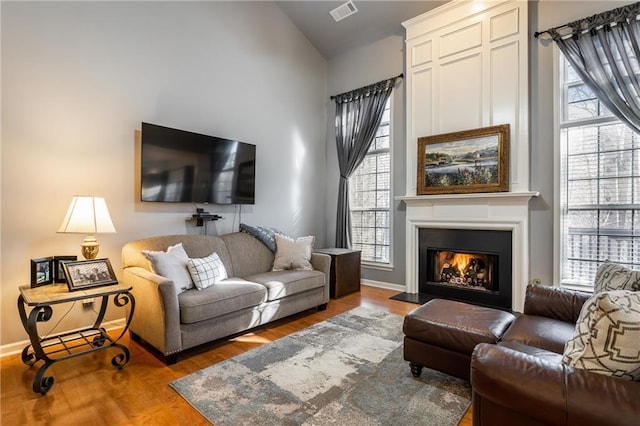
314, 248, 361, 299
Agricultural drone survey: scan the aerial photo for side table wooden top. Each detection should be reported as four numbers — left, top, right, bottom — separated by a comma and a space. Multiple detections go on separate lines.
19, 283, 132, 306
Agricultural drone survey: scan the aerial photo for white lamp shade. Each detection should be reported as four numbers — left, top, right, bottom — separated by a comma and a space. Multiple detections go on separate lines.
57, 196, 116, 234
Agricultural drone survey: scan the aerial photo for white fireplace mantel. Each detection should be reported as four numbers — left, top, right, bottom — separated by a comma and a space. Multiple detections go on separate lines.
398, 191, 539, 312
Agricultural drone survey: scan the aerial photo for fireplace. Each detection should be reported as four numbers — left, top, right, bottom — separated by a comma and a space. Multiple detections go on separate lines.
419, 228, 512, 310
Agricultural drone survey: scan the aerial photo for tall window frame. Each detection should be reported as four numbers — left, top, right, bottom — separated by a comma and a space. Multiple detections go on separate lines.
556, 52, 640, 290
349, 97, 392, 266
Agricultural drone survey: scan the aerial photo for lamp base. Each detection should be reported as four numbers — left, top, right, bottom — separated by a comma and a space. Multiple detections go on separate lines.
81, 235, 100, 260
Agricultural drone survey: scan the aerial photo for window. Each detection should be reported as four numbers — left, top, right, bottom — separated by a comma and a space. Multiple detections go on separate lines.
558, 56, 640, 289
349, 98, 391, 264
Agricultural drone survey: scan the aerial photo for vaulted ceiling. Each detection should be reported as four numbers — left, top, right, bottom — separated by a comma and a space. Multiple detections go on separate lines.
276, 1, 448, 59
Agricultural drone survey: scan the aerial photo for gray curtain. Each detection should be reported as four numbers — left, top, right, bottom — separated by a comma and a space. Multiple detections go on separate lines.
334, 76, 399, 249
549, 2, 640, 133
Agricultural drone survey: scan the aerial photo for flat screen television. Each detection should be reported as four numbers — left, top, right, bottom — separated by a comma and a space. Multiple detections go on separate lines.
141, 122, 256, 204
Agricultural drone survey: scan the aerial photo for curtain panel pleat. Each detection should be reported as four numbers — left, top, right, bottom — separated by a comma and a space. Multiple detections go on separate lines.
334, 76, 399, 249
548, 2, 640, 133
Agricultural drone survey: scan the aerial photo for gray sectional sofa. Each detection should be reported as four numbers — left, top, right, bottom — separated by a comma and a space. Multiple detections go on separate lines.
121, 232, 331, 364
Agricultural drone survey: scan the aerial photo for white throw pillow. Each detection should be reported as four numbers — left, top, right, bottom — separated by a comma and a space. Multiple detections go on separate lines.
594, 262, 640, 293
562, 290, 640, 381
272, 234, 315, 271
187, 252, 228, 290
142, 243, 193, 295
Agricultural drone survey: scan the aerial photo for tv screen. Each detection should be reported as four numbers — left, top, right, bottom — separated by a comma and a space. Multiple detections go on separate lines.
141, 122, 256, 204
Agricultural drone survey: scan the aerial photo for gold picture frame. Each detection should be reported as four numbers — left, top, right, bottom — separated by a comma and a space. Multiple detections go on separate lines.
417, 124, 509, 195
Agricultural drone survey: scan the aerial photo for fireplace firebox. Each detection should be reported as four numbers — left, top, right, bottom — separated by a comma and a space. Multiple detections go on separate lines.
419, 228, 512, 309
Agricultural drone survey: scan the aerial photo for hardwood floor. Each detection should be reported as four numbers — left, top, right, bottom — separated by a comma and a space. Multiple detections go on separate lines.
1, 286, 472, 425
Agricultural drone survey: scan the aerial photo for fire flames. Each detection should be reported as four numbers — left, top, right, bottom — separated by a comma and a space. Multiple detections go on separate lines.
437, 251, 490, 287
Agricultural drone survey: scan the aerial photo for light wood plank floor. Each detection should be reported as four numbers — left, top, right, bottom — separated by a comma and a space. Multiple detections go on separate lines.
1, 286, 472, 425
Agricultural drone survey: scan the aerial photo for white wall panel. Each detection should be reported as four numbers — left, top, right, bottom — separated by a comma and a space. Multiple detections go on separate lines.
439, 22, 482, 58
439, 54, 482, 132
490, 41, 520, 186
403, 0, 528, 194
490, 8, 519, 41
412, 39, 433, 67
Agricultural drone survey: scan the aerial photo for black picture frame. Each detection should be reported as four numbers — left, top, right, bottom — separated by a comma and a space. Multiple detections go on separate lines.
30, 257, 54, 288
53, 255, 78, 283
63, 258, 118, 292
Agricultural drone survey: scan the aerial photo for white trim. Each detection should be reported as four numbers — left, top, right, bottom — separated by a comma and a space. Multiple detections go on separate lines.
553, 44, 561, 287
361, 279, 405, 292
0, 318, 126, 358
362, 261, 394, 272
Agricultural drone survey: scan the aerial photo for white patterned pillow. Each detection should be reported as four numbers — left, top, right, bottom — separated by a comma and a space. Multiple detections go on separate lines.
594, 262, 640, 293
187, 252, 228, 290
142, 243, 193, 295
272, 234, 315, 271
562, 290, 640, 381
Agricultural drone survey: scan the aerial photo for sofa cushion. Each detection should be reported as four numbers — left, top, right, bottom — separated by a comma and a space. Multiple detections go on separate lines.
501, 315, 576, 354
562, 290, 640, 381
272, 234, 315, 271
177, 278, 267, 324
187, 252, 228, 290
244, 269, 325, 301
594, 262, 640, 293
219, 232, 274, 277
141, 243, 192, 295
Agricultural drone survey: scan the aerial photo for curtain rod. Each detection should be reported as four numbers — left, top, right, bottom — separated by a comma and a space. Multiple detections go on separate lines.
330, 73, 403, 100
535, 2, 640, 38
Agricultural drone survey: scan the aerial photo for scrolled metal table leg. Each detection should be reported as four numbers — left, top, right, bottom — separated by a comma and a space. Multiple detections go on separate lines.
110, 344, 130, 369
33, 363, 54, 395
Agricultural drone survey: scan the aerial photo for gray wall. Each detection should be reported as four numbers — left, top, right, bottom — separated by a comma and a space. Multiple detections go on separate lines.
1, 1, 327, 347
325, 35, 406, 288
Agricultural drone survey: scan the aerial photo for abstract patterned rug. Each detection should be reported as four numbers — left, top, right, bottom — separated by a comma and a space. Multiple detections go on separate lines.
170, 307, 471, 425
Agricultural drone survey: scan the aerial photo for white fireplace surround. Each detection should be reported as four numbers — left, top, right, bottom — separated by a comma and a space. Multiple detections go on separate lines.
399, 191, 538, 312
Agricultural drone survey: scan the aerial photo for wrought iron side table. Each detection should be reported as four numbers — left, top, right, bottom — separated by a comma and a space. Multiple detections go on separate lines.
18, 283, 135, 395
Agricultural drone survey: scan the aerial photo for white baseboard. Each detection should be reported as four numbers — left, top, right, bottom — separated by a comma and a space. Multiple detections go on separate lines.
0, 318, 127, 358
362, 279, 405, 292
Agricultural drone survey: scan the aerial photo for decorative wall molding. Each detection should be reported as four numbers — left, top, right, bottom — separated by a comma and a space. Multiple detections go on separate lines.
401, 1, 531, 311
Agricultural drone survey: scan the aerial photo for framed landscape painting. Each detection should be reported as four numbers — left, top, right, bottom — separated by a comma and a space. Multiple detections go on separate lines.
417, 124, 510, 195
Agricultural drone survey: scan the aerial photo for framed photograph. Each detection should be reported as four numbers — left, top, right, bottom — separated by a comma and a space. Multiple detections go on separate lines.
53, 255, 77, 283
63, 258, 118, 291
417, 124, 509, 195
30, 257, 54, 288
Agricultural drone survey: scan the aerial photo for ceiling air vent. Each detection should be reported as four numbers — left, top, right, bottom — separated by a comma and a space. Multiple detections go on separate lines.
330, 1, 358, 23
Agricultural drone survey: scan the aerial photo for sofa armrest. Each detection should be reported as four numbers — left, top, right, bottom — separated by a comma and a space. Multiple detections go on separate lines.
311, 253, 331, 302
122, 266, 182, 356
471, 343, 640, 426
523, 284, 591, 323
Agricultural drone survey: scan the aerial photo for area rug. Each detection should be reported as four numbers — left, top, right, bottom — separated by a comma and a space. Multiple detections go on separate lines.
170, 307, 471, 425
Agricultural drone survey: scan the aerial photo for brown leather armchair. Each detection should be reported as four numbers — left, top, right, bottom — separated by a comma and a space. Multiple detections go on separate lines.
470, 285, 640, 426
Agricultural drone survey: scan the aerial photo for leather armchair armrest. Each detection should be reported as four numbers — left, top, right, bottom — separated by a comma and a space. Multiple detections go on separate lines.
565, 364, 640, 426
472, 343, 640, 426
471, 343, 567, 425
523, 285, 591, 323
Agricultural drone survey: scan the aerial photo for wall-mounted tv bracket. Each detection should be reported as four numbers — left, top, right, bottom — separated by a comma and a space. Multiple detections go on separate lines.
186, 209, 223, 227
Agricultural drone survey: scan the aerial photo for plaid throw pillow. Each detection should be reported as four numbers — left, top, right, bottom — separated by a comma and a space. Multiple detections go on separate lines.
187, 252, 228, 290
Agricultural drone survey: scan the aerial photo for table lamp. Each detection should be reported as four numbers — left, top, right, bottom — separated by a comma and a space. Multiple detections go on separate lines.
57, 196, 116, 259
